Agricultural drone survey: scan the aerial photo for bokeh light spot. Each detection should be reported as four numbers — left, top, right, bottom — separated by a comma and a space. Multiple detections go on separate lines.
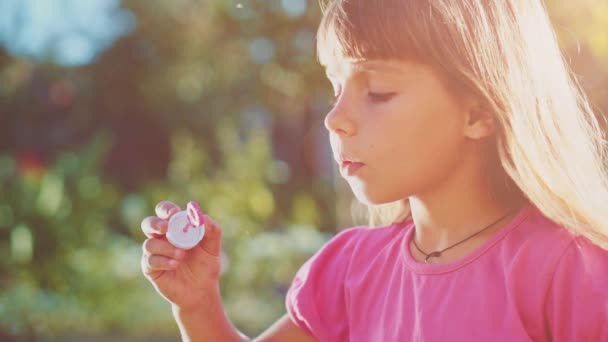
11, 224, 33, 264
281, 0, 307, 18
266, 160, 290, 184
249, 37, 275, 64
36, 172, 64, 217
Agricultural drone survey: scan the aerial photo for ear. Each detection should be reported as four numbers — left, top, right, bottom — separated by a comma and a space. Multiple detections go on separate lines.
463, 102, 496, 140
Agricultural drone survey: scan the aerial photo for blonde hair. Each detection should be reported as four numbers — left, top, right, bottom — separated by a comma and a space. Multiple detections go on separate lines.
317, 0, 608, 249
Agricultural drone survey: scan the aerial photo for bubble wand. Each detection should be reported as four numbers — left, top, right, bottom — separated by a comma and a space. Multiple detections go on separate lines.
167, 201, 206, 250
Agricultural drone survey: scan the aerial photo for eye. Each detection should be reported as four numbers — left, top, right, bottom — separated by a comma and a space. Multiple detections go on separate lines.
368, 92, 397, 103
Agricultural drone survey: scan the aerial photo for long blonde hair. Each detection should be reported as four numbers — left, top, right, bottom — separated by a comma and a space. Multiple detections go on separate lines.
317, 0, 608, 250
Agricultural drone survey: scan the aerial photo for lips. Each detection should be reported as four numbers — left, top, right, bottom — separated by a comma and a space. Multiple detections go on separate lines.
339, 153, 363, 164
341, 161, 360, 168
341, 161, 365, 176
337, 152, 365, 175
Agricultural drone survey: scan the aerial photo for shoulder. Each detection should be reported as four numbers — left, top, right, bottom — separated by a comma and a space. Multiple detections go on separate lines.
544, 235, 608, 339
496, 204, 607, 289
488, 205, 608, 338
284, 224, 403, 341
286, 221, 407, 294
510, 204, 608, 262
503, 205, 585, 266
515, 205, 608, 338
501, 202, 608, 282
298, 222, 406, 275
507, 205, 574, 247
550, 234, 608, 287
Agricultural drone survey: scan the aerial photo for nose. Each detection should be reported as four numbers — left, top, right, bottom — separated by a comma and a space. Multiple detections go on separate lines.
324, 97, 357, 137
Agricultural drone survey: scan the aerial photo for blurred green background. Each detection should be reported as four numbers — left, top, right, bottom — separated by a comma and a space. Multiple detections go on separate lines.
0, 0, 607, 340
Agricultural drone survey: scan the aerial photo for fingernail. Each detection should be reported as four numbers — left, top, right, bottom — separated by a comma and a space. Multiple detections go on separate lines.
174, 249, 185, 259
169, 260, 179, 267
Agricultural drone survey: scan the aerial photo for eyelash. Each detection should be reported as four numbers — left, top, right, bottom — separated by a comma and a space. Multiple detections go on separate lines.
368, 92, 397, 103
329, 92, 397, 106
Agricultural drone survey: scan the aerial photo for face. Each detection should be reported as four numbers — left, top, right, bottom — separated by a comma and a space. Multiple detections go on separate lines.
324, 58, 474, 205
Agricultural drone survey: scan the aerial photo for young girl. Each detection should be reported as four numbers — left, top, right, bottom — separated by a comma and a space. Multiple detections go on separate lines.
140, 0, 608, 340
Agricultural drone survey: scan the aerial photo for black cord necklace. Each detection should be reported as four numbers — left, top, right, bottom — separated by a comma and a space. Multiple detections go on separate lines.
411, 209, 516, 264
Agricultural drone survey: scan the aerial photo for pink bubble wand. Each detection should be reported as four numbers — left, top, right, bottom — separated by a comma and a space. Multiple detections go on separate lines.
167, 200, 206, 250
184, 201, 204, 233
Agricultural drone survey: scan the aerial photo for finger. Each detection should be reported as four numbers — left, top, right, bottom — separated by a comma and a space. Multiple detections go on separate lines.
142, 254, 180, 273
142, 238, 186, 259
141, 216, 169, 238
199, 215, 223, 257
155, 201, 181, 220
141, 254, 165, 282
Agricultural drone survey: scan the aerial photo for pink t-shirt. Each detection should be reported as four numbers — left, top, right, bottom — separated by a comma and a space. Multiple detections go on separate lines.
286, 203, 608, 341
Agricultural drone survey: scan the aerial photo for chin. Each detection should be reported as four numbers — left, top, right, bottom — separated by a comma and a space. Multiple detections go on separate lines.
351, 184, 407, 206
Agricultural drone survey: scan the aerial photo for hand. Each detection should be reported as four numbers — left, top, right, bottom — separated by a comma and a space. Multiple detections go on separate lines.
141, 200, 224, 310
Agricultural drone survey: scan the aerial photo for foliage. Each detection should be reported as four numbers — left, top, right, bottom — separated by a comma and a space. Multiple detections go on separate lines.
0, 0, 607, 340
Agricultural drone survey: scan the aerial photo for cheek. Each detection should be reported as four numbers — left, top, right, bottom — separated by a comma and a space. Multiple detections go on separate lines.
383, 102, 465, 186
402, 93, 464, 151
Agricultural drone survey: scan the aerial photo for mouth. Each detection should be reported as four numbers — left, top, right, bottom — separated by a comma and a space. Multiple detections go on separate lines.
340, 161, 365, 176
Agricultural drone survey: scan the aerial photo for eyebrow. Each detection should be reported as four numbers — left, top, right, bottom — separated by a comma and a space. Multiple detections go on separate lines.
356, 62, 405, 73
324, 62, 413, 94
325, 61, 406, 79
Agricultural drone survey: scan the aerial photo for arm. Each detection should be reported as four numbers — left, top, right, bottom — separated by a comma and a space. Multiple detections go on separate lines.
253, 314, 317, 342
171, 290, 249, 342
174, 301, 315, 342
142, 202, 250, 342
142, 201, 319, 341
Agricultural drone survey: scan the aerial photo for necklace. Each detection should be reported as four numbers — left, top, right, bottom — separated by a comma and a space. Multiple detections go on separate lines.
411, 209, 516, 264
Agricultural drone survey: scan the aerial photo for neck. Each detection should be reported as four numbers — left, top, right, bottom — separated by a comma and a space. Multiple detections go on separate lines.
408, 146, 525, 253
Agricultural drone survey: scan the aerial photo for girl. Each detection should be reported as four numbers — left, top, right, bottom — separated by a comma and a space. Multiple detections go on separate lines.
140, 0, 608, 341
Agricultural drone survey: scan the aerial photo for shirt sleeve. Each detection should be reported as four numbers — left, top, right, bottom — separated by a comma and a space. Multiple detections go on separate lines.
285, 226, 362, 342
546, 236, 608, 341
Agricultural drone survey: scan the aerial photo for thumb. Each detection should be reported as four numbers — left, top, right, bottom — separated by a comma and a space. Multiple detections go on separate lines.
197, 214, 222, 257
